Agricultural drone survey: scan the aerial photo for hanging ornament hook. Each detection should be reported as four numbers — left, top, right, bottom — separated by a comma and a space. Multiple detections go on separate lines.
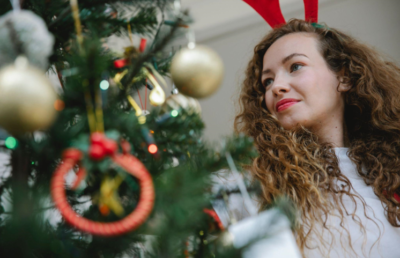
10, 0, 21, 12
173, 0, 182, 15
171, 83, 179, 95
186, 29, 196, 50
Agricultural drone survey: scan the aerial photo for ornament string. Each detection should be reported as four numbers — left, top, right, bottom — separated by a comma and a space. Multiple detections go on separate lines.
82, 82, 97, 133
127, 24, 146, 111
126, 96, 157, 155
69, 0, 104, 133
127, 95, 142, 117
127, 95, 146, 124
137, 89, 144, 110
82, 82, 104, 133
70, 0, 84, 50
127, 23, 134, 46
145, 79, 147, 110
225, 152, 258, 217
94, 88, 105, 132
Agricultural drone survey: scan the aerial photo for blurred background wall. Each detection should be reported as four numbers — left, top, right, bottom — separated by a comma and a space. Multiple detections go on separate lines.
181, 0, 400, 141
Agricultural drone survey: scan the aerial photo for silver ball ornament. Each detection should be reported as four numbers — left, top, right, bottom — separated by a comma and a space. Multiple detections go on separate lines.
170, 45, 224, 99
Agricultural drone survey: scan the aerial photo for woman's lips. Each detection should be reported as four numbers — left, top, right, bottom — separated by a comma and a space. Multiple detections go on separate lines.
276, 99, 300, 112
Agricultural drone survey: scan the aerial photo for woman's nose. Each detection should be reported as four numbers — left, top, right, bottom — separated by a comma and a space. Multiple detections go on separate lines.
271, 76, 291, 96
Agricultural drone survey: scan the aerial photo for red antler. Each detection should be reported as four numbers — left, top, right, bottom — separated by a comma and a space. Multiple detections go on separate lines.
243, 0, 286, 28
244, 0, 320, 28
303, 0, 318, 23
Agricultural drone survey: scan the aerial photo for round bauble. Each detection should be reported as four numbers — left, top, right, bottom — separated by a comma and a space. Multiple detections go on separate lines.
162, 93, 201, 114
0, 10, 54, 70
0, 57, 58, 135
170, 45, 224, 99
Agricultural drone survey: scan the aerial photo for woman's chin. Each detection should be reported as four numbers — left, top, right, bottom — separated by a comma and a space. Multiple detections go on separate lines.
277, 113, 303, 130
280, 119, 308, 131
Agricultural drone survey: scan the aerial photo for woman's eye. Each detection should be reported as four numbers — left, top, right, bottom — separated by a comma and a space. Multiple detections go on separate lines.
290, 63, 303, 72
264, 79, 273, 88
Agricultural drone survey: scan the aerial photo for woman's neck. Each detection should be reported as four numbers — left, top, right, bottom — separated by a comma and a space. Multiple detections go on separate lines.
310, 112, 346, 147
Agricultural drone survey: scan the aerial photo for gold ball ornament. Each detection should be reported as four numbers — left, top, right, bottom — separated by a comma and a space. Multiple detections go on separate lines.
0, 57, 58, 135
170, 45, 224, 99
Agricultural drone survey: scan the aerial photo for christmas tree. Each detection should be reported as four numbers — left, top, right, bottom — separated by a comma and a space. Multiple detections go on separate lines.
0, 1, 257, 257
0, 1, 298, 257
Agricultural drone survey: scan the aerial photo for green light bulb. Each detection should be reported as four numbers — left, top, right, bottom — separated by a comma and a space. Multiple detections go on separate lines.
5, 137, 17, 149
99, 80, 110, 90
171, 110, 178, 117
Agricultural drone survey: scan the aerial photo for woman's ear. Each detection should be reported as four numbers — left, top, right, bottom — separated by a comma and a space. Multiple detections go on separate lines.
337, 69, 351, 92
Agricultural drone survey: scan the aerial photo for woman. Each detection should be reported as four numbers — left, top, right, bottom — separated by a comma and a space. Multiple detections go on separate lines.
235, 19, 400, 257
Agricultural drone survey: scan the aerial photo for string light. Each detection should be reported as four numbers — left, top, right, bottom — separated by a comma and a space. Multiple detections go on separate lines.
54, 99, 65, 111
148, 144, 158, 154
100, 80, 110, 90
171, 110, 178, 117
5, 137, 17, 149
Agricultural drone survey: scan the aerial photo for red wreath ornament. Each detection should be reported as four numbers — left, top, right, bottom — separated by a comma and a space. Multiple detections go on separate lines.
51, 133, 155, 237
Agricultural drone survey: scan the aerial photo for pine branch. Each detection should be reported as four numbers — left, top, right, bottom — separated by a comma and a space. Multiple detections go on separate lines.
47, 5, 71, 28
121, 17, 182, 93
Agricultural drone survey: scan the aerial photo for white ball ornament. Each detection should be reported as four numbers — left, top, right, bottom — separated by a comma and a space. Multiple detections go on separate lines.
0, 57, 58, 135
170, 45, 224, 99
0, 10, 55, 70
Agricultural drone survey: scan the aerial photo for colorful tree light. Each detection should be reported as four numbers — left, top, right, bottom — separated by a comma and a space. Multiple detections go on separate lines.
170, 110, 178, 117
148, 144, 158, 154
54, 99, 65, 111
100, 80, 110, 90
5, 137, 17, 149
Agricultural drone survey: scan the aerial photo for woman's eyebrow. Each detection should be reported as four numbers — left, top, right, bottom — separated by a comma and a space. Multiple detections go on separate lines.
262, 53, 308, 75
282, 53, 308, 64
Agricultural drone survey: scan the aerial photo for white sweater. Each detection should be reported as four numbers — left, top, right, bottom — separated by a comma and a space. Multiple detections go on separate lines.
304, 148, 400, 258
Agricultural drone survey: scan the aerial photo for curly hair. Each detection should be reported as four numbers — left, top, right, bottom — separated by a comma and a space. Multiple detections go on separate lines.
235, 19, 400, 256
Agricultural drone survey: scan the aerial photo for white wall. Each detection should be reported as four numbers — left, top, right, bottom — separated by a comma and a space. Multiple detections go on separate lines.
194, 0, 400, 141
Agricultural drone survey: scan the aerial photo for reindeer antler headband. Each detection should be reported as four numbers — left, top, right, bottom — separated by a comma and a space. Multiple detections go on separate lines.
243, 0, 319, 28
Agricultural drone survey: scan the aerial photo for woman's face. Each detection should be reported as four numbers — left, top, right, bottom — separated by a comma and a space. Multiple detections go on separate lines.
262, 32, 345, 132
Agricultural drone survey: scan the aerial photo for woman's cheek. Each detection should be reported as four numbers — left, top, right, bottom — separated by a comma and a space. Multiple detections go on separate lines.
265, 91, 274, 113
